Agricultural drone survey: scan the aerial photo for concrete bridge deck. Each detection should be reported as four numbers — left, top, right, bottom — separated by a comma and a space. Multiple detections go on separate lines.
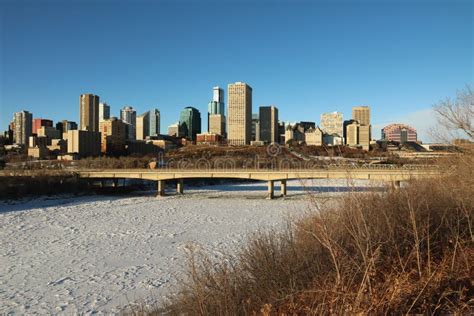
76, 167, 441, 198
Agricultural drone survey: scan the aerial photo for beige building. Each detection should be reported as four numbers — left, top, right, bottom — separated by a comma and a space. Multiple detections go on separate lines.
13, 110, 33, 145
305, 127, 323, 146
359, 124, 370, 150
259, 106, 278, 143
99, 118, 127, 154
352, 106, 370, 126
67, 130, 101, 158
28, 146, 50, 159
346, 121, 359, 146
227, 82, 252, 145
136, 112, 150, 140
80, 94, 100, 132
320, 112, 343, 136
209, 114, 225, 136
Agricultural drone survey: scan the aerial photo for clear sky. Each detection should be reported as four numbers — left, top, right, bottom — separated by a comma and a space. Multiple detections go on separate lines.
1, 0, 472, 141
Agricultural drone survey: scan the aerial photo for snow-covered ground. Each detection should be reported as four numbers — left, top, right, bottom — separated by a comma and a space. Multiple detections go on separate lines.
0, 179, 383, 314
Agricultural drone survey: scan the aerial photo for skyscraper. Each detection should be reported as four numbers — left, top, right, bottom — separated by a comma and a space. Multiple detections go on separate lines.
209, 114, 225, 136
179, 107, 201, 141
13, 111, 33, 145
120, 106, 137, 140
227, 82, 252, 145
149, 109, 160, 137
352, 106, 371, 126
99, 102, 110, 122
136, 111, 150, 140
79, 94, 100, 132
259, 106, 279, 143
208, 86, 225, 131
320, 111, 343, 136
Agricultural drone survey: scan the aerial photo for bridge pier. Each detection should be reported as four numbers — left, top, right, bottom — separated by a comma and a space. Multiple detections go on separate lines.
177, 179, 184, 194
267, 180, 274, 199
281, 180, 287, 196
157, 180, 165, 197
112, 179, 118, 188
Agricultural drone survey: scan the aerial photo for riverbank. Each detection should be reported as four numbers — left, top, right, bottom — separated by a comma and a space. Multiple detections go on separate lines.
0, 179, 381, 314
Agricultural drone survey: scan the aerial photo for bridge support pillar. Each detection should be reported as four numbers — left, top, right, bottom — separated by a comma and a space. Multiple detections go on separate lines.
267, 180, 274, 199
281, 180, 287, 196
157, 180, 165, 197
177, 179, 184, 194
100, 180, 105, 188
112, 179, 118, 188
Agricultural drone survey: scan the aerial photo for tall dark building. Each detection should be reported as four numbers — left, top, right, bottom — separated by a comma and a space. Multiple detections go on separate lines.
259, 106, 279, 143
179, 107, 201, 141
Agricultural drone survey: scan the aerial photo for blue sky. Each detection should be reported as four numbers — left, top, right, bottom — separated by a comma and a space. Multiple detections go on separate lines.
1, 0, 472, 141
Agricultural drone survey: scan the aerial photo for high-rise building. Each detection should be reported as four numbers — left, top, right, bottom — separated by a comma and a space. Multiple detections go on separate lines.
208, 87, 225, 131
251, 113, 259, 141
99, 102, 110, 122
13, 111, 33, 145
209, 114, 225, 136
227, 82, 252, 145
120, 106, 137, 140
99, 117, 127, 154
179, 107, 201, 141
149, 109, 160, 137
136, 111, 150, 140
32, 119, 53, 134
79, 94, 100, 132
352, 106, 371, 126
259, 106, 279, 143
320, 112, 343, 137
382, 124, 417, 143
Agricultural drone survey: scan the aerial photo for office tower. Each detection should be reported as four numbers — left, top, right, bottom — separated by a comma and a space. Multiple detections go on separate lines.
320, 111, 343, 136
99, 102, 110, 122
346, 121, 359, 146
209, 114, 225, 136
79, 94, 100, 132
208, 86, 225, 131
382, 124, 417, 143
32, 119, 53, 134
13, 111, 33, 145
149, 109, 160, 137
251, 113, 259, 141
179, 107, 201, 141
227, 82, 252, 145
259, 106, 279, 143
67, 130, 101, 157
136, 111, 150, 140
352, 106, 371, 126
99, 117, 127, 154
120, 106, 137, 140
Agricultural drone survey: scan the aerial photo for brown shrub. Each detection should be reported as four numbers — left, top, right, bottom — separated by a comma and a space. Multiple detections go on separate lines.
156, 154, 473, 315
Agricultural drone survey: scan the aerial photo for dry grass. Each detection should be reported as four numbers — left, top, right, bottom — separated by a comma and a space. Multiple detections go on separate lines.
146, 153, 473, 315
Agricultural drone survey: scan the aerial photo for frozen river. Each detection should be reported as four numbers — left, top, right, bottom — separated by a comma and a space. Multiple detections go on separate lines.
0, 179, 381, 314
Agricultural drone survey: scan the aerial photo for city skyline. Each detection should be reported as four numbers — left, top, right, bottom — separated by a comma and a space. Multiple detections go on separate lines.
1, 0, 472, 142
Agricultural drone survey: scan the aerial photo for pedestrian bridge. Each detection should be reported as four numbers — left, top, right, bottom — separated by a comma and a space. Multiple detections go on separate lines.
77, 167, 441, 199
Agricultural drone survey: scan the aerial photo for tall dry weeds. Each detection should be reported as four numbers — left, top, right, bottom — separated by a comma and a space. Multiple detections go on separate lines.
153, 153, 473, 315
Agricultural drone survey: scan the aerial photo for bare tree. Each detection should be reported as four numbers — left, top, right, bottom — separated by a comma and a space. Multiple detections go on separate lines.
433, 86, 474, 142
